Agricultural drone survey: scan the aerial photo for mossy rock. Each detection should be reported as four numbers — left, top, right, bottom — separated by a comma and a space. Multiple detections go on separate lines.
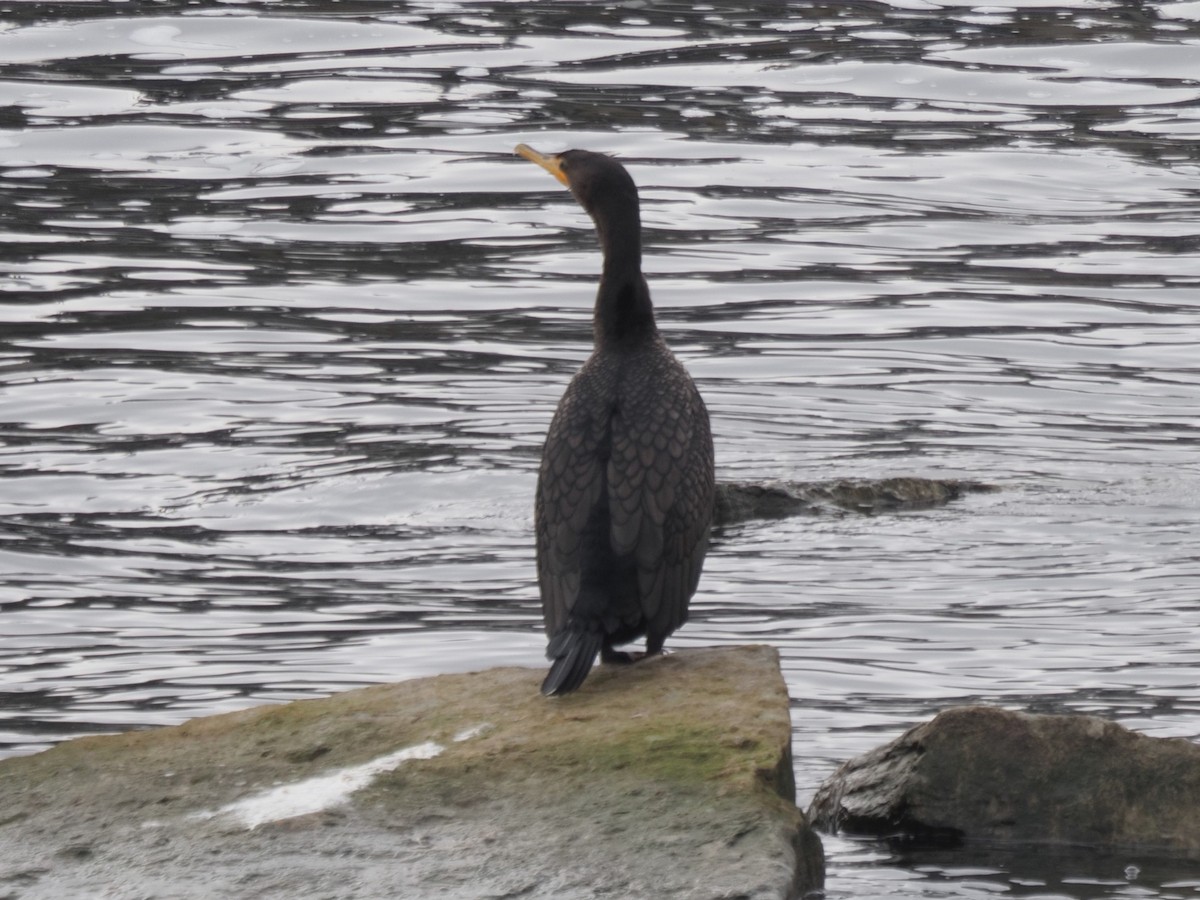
0, 645, 823, 899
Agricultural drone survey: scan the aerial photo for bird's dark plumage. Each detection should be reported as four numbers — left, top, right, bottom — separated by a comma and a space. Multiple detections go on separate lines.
516, 144, 715, 696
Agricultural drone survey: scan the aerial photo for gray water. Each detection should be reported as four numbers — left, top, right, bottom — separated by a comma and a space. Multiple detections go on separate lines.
3, 1, 1200, 896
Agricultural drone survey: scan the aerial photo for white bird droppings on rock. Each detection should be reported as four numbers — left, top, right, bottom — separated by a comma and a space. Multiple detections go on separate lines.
194, 740, 444, 829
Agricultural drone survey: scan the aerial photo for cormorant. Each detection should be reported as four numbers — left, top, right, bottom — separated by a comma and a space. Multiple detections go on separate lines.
515, 144, 715, 696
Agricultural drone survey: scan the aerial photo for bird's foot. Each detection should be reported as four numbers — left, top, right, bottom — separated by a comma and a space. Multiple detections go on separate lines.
601, 646, 641, 665
601, 646, 672, 665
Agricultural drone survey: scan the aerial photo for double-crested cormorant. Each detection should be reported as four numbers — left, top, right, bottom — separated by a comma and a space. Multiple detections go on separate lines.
516, 144, 715, 696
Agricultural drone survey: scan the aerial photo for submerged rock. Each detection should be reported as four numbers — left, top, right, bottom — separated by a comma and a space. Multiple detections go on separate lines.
715, 477, 995, 525
0, 645, 823, 900
808, 705, 1200, 855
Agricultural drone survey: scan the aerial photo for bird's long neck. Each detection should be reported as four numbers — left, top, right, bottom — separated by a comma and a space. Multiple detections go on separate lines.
591, 206, 657, 347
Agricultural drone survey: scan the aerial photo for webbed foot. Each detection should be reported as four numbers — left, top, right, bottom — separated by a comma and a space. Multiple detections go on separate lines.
601, 645, 643, 665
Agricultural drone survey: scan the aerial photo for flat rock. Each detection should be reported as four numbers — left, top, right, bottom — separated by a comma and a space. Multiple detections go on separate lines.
0, 645, 823, 900
809, 705, 1200, 855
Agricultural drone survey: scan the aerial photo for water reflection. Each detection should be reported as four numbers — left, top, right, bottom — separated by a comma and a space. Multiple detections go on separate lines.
3, 1, 1200, 897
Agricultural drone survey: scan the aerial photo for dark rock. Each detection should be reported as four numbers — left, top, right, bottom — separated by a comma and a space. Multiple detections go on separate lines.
808, 706, 1200, 854
715, 477, 995, 525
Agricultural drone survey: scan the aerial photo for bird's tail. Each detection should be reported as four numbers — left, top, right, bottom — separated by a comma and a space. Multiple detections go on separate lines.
541, 627, 603, 696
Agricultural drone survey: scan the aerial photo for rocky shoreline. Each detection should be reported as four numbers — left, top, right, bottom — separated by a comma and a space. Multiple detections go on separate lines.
4, 642, 1199, 898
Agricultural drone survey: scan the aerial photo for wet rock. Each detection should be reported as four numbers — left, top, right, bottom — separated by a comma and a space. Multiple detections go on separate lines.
0, 645, 823, 900
715, 477, 995, 525
808, 706, 1200, 855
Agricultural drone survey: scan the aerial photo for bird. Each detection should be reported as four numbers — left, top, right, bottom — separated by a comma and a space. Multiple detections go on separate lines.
515, 143, 715, 696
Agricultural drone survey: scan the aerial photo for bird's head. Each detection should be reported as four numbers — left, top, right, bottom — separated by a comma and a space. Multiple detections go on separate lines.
515, 144, 639, 223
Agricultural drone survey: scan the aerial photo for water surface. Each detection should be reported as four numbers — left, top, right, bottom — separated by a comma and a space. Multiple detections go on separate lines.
3, 2, 1200, 897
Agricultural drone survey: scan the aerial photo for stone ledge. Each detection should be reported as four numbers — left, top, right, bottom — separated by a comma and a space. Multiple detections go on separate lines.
0, 645, 823, 900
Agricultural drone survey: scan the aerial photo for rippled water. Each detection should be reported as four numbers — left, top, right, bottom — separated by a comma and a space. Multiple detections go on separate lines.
4, 1, 1200, 896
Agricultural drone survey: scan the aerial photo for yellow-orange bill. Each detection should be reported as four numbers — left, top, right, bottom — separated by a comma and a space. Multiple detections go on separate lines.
515, 143, 569, 187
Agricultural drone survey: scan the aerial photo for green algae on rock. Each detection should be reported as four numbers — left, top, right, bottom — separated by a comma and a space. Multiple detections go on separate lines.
0, 645, 823, 900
